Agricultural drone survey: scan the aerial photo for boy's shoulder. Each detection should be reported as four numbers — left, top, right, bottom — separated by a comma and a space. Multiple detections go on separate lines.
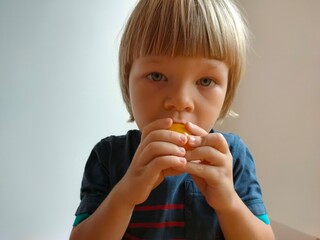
96, 129, 141, 148
91, 130, 141, 162
87, 130, 141, 178
213, 129, 242, 148
213, 130, 252, 163
216, 130, 241, 144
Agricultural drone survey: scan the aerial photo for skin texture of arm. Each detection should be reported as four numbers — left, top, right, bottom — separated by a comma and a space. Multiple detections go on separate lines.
216, 195, 275, 240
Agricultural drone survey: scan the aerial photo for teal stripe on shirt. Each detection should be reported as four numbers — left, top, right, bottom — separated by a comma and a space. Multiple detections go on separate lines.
73, 213, 270, 227
257, 214, 270, 224
73, 213, 91, 227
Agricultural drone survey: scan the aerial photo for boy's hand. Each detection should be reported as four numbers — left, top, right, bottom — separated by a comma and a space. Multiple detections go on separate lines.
117, 118, 188, 206
184, 123, 236, 211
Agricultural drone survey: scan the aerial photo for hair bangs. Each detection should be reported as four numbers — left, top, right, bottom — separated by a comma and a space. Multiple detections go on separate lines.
129, 0, 238, 64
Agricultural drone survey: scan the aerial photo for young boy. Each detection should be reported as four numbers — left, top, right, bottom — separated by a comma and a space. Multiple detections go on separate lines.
70, 0, 274, 239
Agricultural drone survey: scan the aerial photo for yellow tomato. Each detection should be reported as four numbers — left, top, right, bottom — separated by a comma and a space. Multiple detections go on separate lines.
169, 123, 192, 150
169, 123, 190, 135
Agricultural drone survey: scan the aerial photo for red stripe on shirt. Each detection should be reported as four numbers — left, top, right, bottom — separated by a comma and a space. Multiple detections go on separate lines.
128, 221, 185, 228
134, 204, 184, 211
124, 233, 186, 240
123, 233, 142, 240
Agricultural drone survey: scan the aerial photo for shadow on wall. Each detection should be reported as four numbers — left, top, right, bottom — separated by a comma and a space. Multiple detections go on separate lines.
271, 220, 319, 240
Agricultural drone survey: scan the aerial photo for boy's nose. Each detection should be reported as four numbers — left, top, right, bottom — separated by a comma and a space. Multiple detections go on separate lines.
164, 85, 195, 112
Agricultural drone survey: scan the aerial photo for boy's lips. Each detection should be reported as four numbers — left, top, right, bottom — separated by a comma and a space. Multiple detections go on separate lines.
172, 119, 187, 125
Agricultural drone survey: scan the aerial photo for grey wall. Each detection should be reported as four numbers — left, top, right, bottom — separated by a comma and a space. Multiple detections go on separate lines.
1, 0, 319, 239
0, 1, 136, 239
219, 0, 320, 237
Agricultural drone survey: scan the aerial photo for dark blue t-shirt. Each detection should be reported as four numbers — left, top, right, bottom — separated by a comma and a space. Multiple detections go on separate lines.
74, 130, 268, 239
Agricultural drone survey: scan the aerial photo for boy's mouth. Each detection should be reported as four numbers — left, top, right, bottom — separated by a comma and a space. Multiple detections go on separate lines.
171, 118, 187, 125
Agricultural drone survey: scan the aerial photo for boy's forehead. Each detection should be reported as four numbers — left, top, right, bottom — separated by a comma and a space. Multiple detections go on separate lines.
134, 55, 227, 67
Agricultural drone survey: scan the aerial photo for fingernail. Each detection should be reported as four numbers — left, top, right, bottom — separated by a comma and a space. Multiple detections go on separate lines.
179, 147, 186, 154
188, 136, 196, 145
180, 135, 187, 143
179, 157, 186, 164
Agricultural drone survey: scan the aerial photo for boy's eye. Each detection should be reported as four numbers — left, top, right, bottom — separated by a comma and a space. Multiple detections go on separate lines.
147, 72, 166, 81
197, 78, 215, 87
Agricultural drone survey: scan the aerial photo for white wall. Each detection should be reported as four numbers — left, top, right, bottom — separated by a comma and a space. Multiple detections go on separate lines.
0, 1, 136, 239
219, 0, 320, 238
1, 0, 319, 239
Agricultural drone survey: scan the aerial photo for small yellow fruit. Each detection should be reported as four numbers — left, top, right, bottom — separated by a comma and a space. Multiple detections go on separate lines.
169, 123, 192, 150
169, 123, 190, 135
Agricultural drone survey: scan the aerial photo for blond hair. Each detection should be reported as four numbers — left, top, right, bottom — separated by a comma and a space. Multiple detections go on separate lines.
119, 0, 249, 122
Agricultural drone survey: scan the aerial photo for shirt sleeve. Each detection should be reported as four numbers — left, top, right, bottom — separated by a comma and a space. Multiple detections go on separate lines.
74, 141, 112, 216
226, 134, 268, 217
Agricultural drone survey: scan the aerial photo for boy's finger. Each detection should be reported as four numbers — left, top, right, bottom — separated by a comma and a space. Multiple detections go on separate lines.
141, 118, 172, 140
146, 156, 187, 176
185, 122, 208, 136
185, 146, 226, 166
139, 129, 188, 155
188, 132, 229, 154
185, 161, 224, 184
140, 141, 186, 165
